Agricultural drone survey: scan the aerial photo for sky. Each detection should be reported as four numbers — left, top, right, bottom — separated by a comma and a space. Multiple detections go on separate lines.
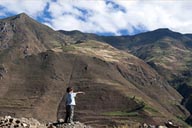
0, 0, 192, 36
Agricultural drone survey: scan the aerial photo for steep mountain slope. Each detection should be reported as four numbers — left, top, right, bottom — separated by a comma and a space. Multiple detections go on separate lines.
60, 29, 192, 120
60, 29, 192, 125
0, 13, 68, 59
102, 29, 192, 117
60, 29, 192, 112
0, 14, 190, 127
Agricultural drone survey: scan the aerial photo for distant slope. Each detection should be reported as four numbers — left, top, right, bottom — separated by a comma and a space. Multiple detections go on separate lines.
102, 29, 192, 117
0, 13, 190, 127
60, 28, 192, 125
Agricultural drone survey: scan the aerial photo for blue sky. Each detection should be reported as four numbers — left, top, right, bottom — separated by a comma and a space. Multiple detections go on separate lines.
0, 0, 192, 36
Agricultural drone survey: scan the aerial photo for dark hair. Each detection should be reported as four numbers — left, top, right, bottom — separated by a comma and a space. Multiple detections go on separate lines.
66, 87, 73, 93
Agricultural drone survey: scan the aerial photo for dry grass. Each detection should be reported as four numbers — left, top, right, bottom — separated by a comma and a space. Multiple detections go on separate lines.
71, 40, 135, 63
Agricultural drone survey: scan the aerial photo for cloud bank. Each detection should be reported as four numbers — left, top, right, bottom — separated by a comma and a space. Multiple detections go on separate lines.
0, 0, 192, 35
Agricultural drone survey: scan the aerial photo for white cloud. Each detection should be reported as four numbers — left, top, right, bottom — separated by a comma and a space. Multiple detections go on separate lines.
46, 0, 128, 35
0, 0, 49, 18
115, 0, 192, 34
1, 0, 192, 35
45, 0, 192, 35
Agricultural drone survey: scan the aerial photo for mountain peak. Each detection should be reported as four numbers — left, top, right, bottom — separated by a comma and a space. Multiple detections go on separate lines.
0, 12, 65, 54
133, 28, 182, 40
17, 12, 29, 18
152, 28, 175, 34
155, 28, 171, 31
0, 12, 32, 22
12, 12, 31, 21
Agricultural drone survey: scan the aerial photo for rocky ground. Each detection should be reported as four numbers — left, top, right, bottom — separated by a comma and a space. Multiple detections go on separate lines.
0, 116, 182, 128
0, 116, 92, 128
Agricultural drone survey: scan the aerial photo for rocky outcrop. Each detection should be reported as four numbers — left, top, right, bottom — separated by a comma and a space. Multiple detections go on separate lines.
0, 115, 183, 128
0, 116, 92, 128
0, 116, 45, 128
48, 121, 92, 128
139, 121, 181, 128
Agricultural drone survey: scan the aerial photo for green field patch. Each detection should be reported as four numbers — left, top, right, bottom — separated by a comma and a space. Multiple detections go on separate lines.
103, 111, 139, 116
51, 41, 62, 48
176, 115, 186, 121
143, 105, 159, 115
62, 45, 76, 52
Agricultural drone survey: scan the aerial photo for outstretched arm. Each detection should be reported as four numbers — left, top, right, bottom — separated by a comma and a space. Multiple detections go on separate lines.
75, 91, 85, 94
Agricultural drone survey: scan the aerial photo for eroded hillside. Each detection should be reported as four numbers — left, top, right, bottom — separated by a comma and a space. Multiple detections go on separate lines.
0, 14, 190, 127
61, 28, 192, 125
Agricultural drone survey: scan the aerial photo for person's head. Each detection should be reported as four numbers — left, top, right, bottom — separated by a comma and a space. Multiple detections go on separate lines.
66, 87, 73, 93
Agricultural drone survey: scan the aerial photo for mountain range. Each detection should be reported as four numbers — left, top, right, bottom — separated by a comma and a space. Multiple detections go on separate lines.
61, 28, 192, 118
0, 13, 191, 127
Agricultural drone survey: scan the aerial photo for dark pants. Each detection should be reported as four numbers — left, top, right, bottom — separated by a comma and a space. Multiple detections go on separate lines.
64, 105, 74, 123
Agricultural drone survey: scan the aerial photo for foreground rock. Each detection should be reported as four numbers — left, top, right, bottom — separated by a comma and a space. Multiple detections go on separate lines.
0, 116, 91, 128
48, 121, 92, 128
0, 115, 184, 128
139, 121, 181, 128
0, 116, 46, 128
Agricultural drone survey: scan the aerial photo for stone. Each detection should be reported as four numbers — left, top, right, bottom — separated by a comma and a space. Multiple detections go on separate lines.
157, 126, 168, 128
58, 118, 64, 123
15, 120, 20, 124
0, 116, 92, 128
22, 122, 29, 128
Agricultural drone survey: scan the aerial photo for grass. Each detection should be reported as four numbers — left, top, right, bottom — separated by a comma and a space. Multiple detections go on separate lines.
174, 115, 192, 128
176, 115, 185, 121
103, 111, 139, 116
62, 45, 76, 52
143, 105, 159, 115
51, 41, 62, 48
134, 98, 144, 104
77, 40, 99, 47
185, 77, 192, 87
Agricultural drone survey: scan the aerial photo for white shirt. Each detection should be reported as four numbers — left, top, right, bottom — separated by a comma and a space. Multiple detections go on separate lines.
66, 92, 77, 105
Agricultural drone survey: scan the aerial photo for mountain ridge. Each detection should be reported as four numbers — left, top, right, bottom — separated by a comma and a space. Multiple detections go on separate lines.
0, 13, 191, 127
58, 23, 192, 125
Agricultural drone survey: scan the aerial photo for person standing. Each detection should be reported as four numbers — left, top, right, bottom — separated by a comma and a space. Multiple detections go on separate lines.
64, 87, 85, 124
